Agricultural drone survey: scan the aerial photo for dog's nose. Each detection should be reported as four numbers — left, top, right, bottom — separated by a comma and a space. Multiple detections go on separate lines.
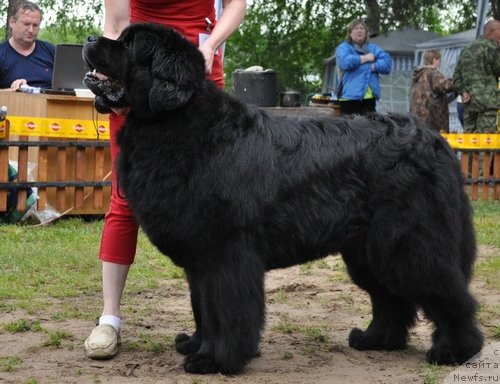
86, 36, 98, 43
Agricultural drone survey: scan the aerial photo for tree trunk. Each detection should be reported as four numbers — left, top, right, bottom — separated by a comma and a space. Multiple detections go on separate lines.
492, 0, 500, 20
4, 0, 16, 40
364, 0, 380, 37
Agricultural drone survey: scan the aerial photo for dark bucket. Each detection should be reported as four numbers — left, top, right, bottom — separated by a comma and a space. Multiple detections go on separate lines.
280, 91, 301, 107
232, 70, 278, 107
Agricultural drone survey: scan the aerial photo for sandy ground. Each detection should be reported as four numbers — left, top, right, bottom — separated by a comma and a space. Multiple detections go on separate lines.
0, 248, 498, 384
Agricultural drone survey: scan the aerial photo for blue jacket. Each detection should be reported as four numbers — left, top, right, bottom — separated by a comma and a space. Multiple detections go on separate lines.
335, 41, 391, 100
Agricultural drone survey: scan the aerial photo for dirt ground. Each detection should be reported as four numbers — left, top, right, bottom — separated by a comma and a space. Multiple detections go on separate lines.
1, 247, 499, 384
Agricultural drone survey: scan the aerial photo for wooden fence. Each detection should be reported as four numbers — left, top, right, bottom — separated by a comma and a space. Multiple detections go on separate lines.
0, 120, 498, 223
0, 119, 111, 220
458, 150, 500, 201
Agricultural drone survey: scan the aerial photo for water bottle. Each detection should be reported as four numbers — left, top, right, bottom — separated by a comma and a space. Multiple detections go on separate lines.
19, 85, 41, 94
0, 105, 6, 139
0, 105, 6, 122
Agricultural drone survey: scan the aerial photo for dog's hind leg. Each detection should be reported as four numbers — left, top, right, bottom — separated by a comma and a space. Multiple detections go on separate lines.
342, 245, 418, 351
420, 199, 483, 365
182, 246, 266, 374
175, 270, 202, 356
420, 278, 483, 365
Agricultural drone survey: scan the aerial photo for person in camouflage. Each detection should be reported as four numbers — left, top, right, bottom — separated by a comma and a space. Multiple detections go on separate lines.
410, 49, 456, 132
453, 19, 500, 133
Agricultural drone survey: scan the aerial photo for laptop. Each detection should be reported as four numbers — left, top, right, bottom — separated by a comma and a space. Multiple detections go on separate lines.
41, 44, 90, 95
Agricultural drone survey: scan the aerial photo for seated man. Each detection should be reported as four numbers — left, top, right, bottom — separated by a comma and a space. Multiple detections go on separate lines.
0, 1, 55, 91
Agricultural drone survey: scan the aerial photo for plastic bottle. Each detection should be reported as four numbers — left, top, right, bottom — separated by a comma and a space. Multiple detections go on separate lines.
0, 105, 7, 122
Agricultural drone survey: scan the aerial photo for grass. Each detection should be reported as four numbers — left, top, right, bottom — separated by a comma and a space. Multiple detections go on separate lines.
0, 355, 22, 372
0, 217, 184, 308
471, 201, 500, 291
471, 201, 500, 248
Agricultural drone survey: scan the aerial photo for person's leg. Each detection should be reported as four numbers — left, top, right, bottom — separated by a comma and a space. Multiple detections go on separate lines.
85, 113, 139, 359
85, 207, 138, 359
360, 98, 376, 115
101, 261, 130, 318
339, 100, 362, 115
475, 110, 498, 133
84, 263, 130, 359
462, 107, 478, 133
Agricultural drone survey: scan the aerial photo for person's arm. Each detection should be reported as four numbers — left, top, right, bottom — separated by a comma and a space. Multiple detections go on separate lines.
336, 42, 359, 71
103, 0, 130, 39
198, 0, 246, 73
452, 53, 471, 103
100, 0, 130, 115
430, 71, 456, 96
371, 45, 391, 74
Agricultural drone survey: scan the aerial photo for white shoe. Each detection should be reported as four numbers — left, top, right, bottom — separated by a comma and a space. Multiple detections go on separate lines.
84, 324, 121, 359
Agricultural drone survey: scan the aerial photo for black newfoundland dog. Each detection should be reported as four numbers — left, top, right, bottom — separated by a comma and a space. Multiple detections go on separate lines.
83, 23, 483, 374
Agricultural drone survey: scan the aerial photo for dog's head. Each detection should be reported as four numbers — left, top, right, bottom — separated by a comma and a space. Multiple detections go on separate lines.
83, 23, 206, 115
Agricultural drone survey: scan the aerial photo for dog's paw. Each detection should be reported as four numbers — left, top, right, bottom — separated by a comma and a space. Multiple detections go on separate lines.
426, 346, 460, 365
183, 353, 219, 374
175, 332, 201, 356
348, 328, 372, 350
348, 328, 406, 351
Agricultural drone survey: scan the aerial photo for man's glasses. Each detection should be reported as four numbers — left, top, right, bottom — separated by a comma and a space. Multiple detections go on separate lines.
14, 19, 40, 30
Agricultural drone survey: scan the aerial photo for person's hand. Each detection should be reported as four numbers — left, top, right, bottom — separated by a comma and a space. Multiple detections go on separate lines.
198, 43, 215, 74
461, 91, 471, 104
362, 53, 375, 63
10, 78, 28, 91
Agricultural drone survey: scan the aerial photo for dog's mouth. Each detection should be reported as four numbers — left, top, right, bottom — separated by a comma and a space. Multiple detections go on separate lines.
83, 69, 125, 102
89, 68, 110, 82
83, 66, 129, 113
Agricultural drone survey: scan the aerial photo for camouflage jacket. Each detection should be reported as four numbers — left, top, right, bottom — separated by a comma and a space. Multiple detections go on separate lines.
452, 36, 500, 112
409, 67, 456, 132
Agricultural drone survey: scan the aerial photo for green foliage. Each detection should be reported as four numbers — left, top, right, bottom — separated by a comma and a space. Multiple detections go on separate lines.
376, 1, 476, 33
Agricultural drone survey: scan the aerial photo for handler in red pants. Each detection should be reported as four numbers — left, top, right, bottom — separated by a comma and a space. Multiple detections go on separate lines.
85, 0, 246, 359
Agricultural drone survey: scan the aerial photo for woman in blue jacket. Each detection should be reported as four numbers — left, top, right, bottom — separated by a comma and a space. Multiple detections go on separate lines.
335, 19, 392, 115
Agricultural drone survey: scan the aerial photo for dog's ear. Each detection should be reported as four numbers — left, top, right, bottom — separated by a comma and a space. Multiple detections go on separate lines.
147, 30, 206, 112
149, 78, 194, 112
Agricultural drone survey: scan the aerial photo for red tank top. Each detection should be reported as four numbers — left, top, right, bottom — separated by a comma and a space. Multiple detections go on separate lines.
130, 0, 223, 87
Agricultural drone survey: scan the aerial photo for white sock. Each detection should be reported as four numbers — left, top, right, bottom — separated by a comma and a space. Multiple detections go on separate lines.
99, 315, 122, 332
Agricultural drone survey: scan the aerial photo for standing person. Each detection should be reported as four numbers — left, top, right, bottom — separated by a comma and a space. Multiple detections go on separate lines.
0, 1, 55, 90
409, 49, 457, 132
84, 0, 247, 360
453, 19, 500, 133
335, 18, 391, 115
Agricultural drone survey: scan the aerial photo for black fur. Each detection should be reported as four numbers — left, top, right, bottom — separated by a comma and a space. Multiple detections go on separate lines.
83, 23, 483, 374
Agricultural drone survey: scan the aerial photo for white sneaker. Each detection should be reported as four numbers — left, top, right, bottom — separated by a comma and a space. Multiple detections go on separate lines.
84, 324, 121, 359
